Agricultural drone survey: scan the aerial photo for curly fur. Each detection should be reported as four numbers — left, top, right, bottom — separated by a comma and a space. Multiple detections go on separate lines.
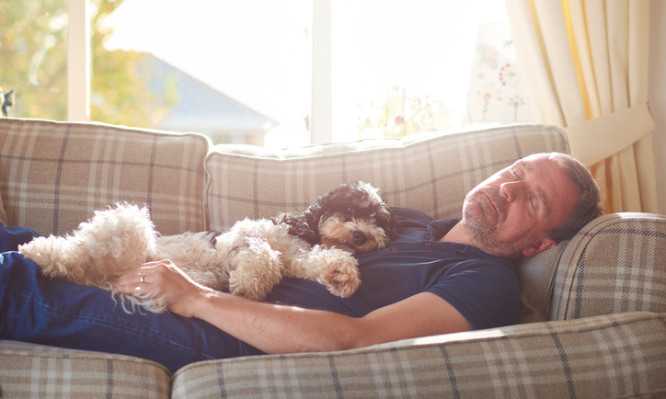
277, 182, 398, 252
18, 182, 397, 313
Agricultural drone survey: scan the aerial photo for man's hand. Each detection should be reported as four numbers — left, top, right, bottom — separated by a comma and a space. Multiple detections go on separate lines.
112, 259, 213, 318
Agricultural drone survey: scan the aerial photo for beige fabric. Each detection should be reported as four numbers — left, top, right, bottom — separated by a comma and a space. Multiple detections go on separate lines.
172, 312, 666, 399
0, 183, 7, 226
205, 124, 568, 230
505, 0, 658, 213
0, 340, 171, 399
517, 240, 568, 323
0, 117, 663, 398
0, 152, 5, 226
551, 212, 666, 321
564, 103, 654, 166
0, 118, 210, 235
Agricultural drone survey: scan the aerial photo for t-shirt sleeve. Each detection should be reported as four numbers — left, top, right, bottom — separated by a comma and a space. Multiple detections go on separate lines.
427, 260, 521, 330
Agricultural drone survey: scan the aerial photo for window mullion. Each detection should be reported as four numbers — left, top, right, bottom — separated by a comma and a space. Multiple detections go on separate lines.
310, 0, 332, 144
67, 0, 90, 121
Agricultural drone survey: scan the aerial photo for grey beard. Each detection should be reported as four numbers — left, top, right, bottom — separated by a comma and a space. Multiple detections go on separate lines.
462, 202, 521, 258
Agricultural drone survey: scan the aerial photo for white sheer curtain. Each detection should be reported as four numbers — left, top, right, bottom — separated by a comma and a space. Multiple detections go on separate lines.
504, 0, 658, 213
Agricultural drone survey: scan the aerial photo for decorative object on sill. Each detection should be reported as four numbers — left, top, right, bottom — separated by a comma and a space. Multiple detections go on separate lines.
356, 86, 452, 139
464, 23, 533, 125
1, 88, 15, 117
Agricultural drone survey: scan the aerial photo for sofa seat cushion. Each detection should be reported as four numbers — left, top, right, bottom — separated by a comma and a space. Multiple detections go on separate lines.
0, 118, 210, 236
0, 340, 171, 398
171, 312, 665, 399
204, 124, 568, 230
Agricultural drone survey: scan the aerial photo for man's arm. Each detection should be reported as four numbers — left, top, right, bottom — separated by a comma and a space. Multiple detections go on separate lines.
114, 260, 472, 354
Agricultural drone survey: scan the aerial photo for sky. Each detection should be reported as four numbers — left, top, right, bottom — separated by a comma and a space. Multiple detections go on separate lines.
103, 0, 510, 142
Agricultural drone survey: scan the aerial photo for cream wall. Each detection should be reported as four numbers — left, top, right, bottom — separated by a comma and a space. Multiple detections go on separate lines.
649, 0, 666, 214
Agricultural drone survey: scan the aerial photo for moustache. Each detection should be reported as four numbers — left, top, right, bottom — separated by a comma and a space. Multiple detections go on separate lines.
481, 189, 506, 217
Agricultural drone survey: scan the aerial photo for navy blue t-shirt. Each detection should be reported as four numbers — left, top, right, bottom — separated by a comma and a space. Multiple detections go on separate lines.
266, 207, 521, 330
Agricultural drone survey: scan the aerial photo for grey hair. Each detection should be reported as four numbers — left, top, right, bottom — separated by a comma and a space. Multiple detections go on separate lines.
541, 152, 603, 242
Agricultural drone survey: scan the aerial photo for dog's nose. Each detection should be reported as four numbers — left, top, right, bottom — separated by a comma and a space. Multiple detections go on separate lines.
352, 230, 367, 246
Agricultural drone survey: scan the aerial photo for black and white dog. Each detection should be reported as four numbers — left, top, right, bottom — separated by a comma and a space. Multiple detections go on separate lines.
19, 182, 398, 312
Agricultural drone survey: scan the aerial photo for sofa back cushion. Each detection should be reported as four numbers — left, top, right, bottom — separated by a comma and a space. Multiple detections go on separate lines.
0, 118, 210, 236
204, 124, 568, 231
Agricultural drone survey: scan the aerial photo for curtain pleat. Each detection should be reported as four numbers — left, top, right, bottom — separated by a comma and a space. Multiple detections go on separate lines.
505, 0, 658, 213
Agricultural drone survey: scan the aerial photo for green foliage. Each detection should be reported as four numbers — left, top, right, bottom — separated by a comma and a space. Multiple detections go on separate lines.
0, 0, 175, 127
91, 0, 176, 127
0, 0, 68, 119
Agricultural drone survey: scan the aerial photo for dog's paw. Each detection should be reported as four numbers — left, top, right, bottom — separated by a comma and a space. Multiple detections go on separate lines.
227, 237, 283, 301
228, 271, 272, 301
318, 252, 361, 297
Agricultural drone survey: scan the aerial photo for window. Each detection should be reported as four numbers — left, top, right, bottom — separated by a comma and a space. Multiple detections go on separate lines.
101, 0, 311, 146
329, 1, 533, 144
0, 1, 68, 120
3, 1, 526, 147
331, 0, 511, 142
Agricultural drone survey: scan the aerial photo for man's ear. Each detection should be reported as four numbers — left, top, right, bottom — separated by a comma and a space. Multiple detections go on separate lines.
521, 238, 557, 257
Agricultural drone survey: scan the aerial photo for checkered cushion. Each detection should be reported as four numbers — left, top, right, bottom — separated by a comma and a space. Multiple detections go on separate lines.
517, 241, 568, 323
0, 118, 210, 236
551, 212, 666, 320
0, 340, 171, 398
205, 125, 568, 230
0, 189, 7, 226
171, 312, 666, 399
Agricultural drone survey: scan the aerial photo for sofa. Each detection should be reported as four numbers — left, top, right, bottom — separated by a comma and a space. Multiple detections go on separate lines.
0, 117, 664, 398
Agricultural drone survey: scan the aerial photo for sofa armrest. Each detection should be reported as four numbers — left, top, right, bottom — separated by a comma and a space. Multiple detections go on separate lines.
171, 312, 666, 399
0, 340, 171, 398
550, 212, 666, 321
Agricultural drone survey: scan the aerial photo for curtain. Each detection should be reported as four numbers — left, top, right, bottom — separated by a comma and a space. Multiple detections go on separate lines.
504, 0, 658, 213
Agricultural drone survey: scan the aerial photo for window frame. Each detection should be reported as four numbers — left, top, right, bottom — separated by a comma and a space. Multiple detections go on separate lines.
68, 0, 333, 144
67, 0, 90, 121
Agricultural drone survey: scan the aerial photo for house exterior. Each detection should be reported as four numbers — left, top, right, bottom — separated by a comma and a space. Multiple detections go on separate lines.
139, 55, 276, 145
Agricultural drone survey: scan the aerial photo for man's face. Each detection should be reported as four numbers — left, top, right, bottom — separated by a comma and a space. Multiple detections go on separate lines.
461, 154, 579, 257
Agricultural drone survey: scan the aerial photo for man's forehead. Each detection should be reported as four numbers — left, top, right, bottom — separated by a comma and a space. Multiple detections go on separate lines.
525, 155, 579, 218
518, 153, 550, 165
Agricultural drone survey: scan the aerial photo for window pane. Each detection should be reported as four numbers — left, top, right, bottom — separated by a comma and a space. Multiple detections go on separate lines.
99, 0, 311, 145
331, 0, 516, 142
0, 0, 68, 120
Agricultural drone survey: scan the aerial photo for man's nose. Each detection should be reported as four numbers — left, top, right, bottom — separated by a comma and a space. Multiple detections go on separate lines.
499, 181, 522, 202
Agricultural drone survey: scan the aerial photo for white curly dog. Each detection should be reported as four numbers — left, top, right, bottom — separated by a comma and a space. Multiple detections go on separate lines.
19, 182, 398, 313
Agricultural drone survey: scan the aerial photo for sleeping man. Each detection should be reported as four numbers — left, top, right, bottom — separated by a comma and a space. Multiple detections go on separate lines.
0, 152, 602, 372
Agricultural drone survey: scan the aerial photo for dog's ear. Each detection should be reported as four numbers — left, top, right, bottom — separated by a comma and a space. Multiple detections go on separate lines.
274, 209, 320, 246
377, 205, 400, 239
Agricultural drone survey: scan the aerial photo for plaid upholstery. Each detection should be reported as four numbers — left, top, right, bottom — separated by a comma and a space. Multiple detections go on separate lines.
0, 189, 7, 226
517, 241, 568, 323
1, 118, 664, 398
205, 125, 568, 230
551, 212, 666, 321
0, 340, 171, 398
171, 312, 666, 399
0, 118, 210, 236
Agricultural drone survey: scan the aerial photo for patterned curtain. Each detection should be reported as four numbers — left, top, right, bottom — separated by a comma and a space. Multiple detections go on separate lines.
504, 0, 658, 213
